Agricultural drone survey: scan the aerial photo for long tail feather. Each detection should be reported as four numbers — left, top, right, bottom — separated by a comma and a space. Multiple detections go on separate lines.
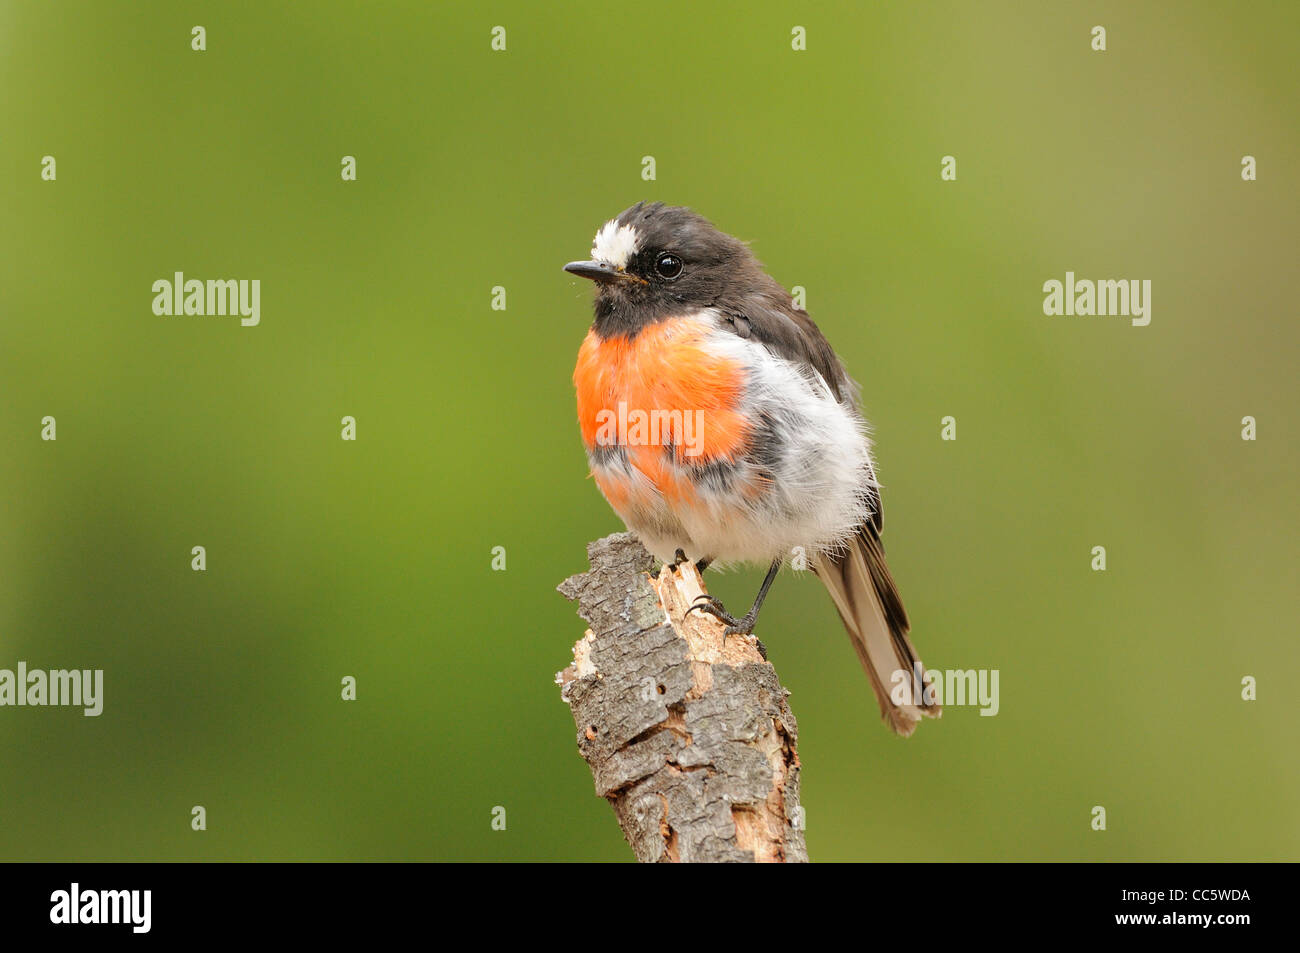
813, 524, 941, 736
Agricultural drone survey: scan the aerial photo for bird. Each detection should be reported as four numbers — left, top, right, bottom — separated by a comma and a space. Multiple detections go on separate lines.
564, 202, 940, 736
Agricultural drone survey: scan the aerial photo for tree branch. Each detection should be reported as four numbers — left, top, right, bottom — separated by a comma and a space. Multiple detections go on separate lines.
556, 532, 807, 863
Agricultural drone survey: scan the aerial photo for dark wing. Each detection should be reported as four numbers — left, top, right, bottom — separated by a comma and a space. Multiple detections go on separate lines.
718, 289, 884, 531
718, 291, 849, 401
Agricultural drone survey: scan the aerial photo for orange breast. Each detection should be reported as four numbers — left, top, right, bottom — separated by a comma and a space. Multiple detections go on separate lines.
573, 316, 750, 503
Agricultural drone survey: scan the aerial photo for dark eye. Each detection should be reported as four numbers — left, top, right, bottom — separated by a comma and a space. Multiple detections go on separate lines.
655, 253, 683, 280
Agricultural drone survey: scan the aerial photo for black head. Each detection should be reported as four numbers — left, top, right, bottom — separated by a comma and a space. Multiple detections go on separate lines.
564, 202, 777, 337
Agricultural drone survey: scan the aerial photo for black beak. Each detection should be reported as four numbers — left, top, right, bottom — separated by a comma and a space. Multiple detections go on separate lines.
564, 260, 624, 284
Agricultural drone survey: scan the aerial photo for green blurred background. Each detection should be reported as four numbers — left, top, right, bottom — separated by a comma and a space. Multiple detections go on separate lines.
2, 1, 1296, 861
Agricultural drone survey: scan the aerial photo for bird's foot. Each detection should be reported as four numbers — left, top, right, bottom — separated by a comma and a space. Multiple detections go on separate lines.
687, 594, 757, 638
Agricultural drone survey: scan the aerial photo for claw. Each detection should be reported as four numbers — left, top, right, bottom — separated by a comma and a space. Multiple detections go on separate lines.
723, 618, 756, 637
687, 597, 755, 640
687, 595, 725, 619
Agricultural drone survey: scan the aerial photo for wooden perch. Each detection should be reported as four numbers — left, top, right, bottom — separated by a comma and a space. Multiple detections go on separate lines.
556, 532, 807, 863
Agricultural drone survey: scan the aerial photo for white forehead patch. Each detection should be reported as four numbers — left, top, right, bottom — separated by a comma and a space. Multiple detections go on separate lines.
591, 220, 640, 269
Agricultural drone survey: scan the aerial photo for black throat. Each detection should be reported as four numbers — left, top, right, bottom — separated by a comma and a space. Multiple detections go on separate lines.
590, 285, 702, 340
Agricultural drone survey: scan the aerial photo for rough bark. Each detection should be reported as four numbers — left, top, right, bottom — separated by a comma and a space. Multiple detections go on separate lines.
556, 532, 807, 863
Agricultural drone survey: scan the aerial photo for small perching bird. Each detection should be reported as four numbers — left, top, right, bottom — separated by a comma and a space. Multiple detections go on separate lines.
565, 202, 940, 736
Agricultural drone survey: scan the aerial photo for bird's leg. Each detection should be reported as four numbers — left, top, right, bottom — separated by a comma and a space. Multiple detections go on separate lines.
656, 548, 691, 578
689, 558, 781, 637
